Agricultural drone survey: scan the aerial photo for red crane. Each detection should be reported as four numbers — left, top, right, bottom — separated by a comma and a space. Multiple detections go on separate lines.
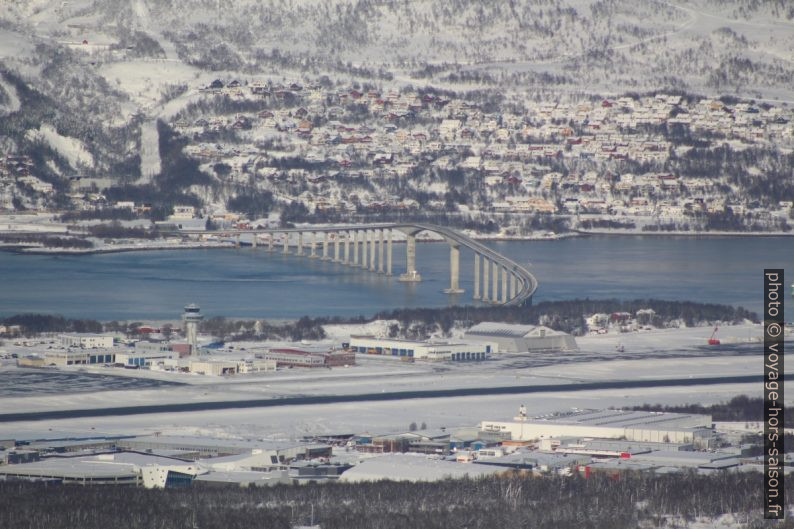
708, 326, 720, 345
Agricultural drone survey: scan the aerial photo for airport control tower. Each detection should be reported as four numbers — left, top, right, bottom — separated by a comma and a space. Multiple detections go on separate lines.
182, 304, 203, 355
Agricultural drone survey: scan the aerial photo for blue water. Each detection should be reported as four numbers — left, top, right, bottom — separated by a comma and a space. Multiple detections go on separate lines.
0, 236, 791, 321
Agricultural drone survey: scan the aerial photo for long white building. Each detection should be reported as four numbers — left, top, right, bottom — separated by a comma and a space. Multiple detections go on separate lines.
60, 334, 115, 349
481, 409, 713, 447
44, 349, 116, 367
348, 336, 495, 361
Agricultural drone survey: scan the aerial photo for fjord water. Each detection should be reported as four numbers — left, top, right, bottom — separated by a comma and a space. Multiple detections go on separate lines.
1, 236, 791, 321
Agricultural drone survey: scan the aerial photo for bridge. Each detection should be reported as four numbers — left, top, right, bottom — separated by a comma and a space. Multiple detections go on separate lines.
183, 223, 538, 306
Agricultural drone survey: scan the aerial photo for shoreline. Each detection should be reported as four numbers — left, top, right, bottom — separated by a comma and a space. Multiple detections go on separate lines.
0, 241, 236, 256
2, 229, 792, 255
573, 229, 794, 238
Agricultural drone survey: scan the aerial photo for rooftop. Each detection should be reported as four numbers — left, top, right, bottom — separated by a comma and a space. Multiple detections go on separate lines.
0, 452, 195, 479
527, 409, 711, 429
340, 454, 504, 483
465, 323, 566, 338
121, 435, 327, 453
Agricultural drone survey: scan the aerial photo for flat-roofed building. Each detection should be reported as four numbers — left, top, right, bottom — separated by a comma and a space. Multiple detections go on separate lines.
189, 359, 240, 376
475, 450, 592, 474
553, 438, 693, 457
481, 409, 713, 448
628, 450, 740, 469
348, 337, 494, 361
463, 322, 577, 353
237, 359, 277, 373
61, 334, 115, 349
118, 436, 331, 461
194, 469, 291, 487
340, 454, 505, 483
0, 452, 204, 487
116, 342, 176, 367
44, 349, 116, 367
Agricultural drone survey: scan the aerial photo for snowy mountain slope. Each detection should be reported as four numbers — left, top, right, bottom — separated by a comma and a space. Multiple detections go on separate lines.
5, 0, 792, 99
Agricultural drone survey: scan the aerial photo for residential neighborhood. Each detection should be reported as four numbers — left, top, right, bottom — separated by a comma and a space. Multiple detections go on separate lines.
5, 80, 791, 236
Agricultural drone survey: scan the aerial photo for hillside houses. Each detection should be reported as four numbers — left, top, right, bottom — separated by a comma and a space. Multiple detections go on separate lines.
139, 79, 794, 232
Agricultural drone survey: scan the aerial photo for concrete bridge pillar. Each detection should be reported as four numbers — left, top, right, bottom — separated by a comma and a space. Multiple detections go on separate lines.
473, 253, 480, 300
309, 233, 317, 258
510, 273, 516, 299
361, 230, 368, 268
378, 229, 385, 273
444, 244, 464, 294
386, 229, 393, 276
296, 232, 304, 256
344, 231, 351, 264
482, 258, 490, 302
369, 230, 376, 271
251, 233, 257, 249
283, 233, 289, 254
334, 233, 341, 262
501, 265, 508, 303
235, 233, 241, 248
268, 234, 274, 252
322, 233, 330, 260
398, 233, 421, 282
492, 260, 499, 304
353, 230, 360, 266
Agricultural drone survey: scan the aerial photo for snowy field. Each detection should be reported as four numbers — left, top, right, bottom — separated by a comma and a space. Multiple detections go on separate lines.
2, 379, 776, 444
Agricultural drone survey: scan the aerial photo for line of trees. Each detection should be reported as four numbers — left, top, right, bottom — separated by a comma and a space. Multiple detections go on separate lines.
83, 222, 163, 240
194, 298, 756, 342
0, 235, 94, 249
0, 314, 102, 335
628, 394, 794, 424
369, 298, 757, 338
200, 316, 327, 342
0, 471, 783, 529
0, 299, 755, 341
60, 209, 138, 222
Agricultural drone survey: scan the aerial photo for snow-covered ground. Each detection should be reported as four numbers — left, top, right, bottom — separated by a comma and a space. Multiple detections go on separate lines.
2, 379, 776, 443
0, 212, 68, 233
24, 124, 94, 169
1, 324, 787, 442
0, 75, 21, 115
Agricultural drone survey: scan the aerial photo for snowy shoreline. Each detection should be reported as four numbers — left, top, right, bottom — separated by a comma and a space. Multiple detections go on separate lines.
1, 228, 791, 256
574, 229, 794, 238
0, 240, 236, 255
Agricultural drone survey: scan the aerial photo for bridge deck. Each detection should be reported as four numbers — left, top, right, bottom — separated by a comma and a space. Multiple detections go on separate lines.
180, 223, 538, 306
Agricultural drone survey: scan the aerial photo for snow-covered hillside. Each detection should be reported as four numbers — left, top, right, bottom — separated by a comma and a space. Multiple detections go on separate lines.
0, 0, 792, 215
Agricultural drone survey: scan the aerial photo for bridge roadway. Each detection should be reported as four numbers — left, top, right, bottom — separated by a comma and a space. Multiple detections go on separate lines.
181, 223, 539, 306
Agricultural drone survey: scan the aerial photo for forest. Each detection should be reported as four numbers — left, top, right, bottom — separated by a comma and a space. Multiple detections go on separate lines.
0, 471, 785, 529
